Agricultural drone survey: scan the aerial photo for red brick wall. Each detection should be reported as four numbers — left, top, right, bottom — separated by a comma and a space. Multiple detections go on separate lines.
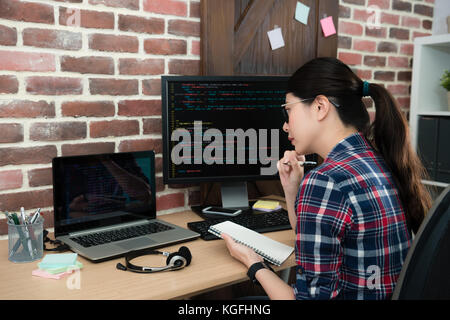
0, 0, 201, 235
0, 0, 436, 235
338, 0, 435, 115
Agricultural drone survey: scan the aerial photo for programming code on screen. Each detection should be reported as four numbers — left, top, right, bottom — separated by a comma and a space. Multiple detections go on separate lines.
166, 79, 291, 180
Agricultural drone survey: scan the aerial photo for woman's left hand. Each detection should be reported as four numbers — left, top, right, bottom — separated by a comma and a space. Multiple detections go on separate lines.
222, 233, 263, 268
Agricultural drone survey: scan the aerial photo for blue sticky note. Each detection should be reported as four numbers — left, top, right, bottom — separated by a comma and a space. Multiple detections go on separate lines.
295, 1, 310, 25
38, 253, 78, 269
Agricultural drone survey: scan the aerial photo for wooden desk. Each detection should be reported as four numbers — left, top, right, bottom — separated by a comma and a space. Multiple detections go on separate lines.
0, 210, 295, 300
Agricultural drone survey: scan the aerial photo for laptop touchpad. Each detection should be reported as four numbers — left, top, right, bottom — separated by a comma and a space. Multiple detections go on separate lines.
117, 237, 156, 250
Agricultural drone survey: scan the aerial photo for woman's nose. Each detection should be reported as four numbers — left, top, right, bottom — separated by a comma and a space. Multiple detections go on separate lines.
282, 121, 289, 133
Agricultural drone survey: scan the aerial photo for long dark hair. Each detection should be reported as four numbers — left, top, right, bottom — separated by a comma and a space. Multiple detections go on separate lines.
288, 57, 431, 233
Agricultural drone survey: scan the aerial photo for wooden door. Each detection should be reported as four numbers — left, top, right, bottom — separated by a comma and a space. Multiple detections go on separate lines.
199, 0, 338, 203
201, 0, 338, 76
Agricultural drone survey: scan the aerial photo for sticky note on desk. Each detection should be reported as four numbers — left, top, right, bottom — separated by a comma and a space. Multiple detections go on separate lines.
253, 200, 280, 210
320, 16, 336, 37
267, 27, 285, 50
32, 268, 74, 280
253, 200, 282, 213
295, 2, 310, 25
38, 253, 78, 269
43, 261, 83, 274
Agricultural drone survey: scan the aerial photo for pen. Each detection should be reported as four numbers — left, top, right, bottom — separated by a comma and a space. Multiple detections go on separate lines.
2, 211, 11, 224
11, 212, 20, 225
20, 207, 27, 224
30, 208, 41, 224
282, 161, 317, 166
21, 208, 35, 258
3, 212, 21, 257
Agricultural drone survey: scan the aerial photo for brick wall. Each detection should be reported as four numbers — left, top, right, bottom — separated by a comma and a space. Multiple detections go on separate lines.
338, 0, 434, 115
0, 0, 201, 235
0, 0, 435, 235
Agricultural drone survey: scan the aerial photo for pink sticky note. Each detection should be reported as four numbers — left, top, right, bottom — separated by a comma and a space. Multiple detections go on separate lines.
32, 268, 73, 280
320, 16, 336, 37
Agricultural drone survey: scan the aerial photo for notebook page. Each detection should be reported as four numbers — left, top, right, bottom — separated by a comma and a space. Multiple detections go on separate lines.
209, 221, 293, 266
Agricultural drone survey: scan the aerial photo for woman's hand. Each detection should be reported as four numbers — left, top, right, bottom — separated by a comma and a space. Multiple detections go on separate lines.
222, 233, 263, 268
277, 151, 306, 230
277, 151, 305, 200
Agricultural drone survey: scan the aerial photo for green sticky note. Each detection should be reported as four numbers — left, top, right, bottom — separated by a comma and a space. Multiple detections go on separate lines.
43, 261, 83, 274
295, 1, 310, 25
38, 253, 78, 269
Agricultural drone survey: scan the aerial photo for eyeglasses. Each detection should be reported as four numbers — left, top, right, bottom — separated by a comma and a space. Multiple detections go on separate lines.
280, 98, 314, 124
281, 97, 341, 123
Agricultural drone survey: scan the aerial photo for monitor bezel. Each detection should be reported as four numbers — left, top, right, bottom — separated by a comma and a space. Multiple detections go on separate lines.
161, 75, 291, 185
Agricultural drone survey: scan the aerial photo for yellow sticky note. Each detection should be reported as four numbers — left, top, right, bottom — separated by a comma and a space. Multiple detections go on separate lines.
253, 200, 280, 210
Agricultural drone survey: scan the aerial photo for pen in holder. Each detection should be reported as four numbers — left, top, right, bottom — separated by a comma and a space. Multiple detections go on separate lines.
7, 219, 44, 263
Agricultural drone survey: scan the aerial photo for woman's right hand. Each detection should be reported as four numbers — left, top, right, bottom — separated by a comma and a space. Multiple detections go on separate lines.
277, 151, 305, 200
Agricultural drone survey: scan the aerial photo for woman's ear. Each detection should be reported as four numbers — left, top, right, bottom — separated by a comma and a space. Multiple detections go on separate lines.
315, 95, 330, 121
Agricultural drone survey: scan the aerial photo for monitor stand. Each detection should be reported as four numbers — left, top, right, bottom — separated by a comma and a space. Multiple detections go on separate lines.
220, 181, 249, 209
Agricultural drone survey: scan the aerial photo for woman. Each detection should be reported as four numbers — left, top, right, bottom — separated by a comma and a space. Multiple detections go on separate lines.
222, 57, 431, 300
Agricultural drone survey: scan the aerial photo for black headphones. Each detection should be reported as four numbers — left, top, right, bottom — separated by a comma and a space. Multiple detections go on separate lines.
116, 246, 192, 273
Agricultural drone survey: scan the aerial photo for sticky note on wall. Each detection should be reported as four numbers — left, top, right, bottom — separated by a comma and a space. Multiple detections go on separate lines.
295, 2, 310, 25
267, 27, 285, 50
320, 16, 336, 37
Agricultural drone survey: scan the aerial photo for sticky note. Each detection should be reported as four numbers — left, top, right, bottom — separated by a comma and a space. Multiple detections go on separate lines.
253, 200, 280, 210
32, 268, 74, 280
38, 253, 78, 269
320, 16, 336, 37
295, 2, 310, 25
267, 27, 285, 50
42, 261, 83, 274
253, 200, 282, 213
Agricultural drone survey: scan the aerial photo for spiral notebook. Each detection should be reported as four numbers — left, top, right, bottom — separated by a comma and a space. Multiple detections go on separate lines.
208, 221, 294, 266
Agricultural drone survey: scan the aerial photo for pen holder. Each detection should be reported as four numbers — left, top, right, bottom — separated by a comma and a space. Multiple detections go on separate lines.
7, 220, 44, 263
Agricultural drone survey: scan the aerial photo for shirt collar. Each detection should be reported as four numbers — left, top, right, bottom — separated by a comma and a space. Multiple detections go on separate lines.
325, 132, 369, 161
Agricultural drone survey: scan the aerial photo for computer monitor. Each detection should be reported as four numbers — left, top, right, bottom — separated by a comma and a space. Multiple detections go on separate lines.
161, 75, 314, 208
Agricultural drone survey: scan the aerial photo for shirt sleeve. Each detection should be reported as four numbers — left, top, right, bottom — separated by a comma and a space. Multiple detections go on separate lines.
293, 171, 351, 300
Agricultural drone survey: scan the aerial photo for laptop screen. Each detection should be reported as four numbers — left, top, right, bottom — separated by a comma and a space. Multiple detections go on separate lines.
52, 151, 156, 237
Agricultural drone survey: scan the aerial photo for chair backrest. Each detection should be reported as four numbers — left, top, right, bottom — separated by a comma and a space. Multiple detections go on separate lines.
392, 185, 450, 300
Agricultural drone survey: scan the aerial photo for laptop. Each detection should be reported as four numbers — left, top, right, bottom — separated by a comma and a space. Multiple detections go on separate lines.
52, 150, 200, 262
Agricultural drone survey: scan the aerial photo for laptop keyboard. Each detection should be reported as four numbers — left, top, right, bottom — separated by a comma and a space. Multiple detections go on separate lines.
70, 222, 174, 248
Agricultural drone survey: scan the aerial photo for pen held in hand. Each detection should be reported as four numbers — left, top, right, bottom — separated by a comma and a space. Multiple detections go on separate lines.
282, 161, 317, 167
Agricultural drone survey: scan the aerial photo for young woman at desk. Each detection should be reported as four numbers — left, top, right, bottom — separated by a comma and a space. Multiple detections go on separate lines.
222, 57, 431, 300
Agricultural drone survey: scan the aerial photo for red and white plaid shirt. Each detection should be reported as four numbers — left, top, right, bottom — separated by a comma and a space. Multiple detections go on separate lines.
293, 132, 411, 300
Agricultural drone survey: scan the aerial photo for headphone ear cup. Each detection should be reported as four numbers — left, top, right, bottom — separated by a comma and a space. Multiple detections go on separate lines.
178, 246, 192, 266
166, 246, 192, 268
166, 252, 180, 267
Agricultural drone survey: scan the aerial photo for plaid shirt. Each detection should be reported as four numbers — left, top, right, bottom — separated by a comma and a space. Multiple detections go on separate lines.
293, 132, 411, 300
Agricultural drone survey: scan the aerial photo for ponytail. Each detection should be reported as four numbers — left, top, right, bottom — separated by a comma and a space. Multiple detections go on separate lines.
288, 57, 432, 234
365, 83, 432, 233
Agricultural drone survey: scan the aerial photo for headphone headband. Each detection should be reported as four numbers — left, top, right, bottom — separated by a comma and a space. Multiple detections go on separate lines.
116, 246, 191, 273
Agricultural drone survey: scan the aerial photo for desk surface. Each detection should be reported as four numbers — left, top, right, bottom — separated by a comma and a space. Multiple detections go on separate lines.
0, 209, 295, 300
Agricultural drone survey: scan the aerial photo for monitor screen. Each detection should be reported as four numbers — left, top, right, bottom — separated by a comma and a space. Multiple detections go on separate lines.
161, 76, 293, 184
52, 151, 156, 236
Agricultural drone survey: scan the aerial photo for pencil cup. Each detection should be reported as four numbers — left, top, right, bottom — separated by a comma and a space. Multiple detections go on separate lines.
7, 220, 44, 263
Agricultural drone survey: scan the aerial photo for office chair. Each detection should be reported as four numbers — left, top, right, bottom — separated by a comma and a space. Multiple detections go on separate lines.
392, 185, 450, 299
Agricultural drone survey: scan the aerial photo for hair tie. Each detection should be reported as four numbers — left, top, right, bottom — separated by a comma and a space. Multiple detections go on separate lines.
362, 81, 370, 97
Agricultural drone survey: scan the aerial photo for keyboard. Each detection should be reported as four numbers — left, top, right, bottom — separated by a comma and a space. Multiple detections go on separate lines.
70, 221, 173, 247
187, 209, 291, 240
